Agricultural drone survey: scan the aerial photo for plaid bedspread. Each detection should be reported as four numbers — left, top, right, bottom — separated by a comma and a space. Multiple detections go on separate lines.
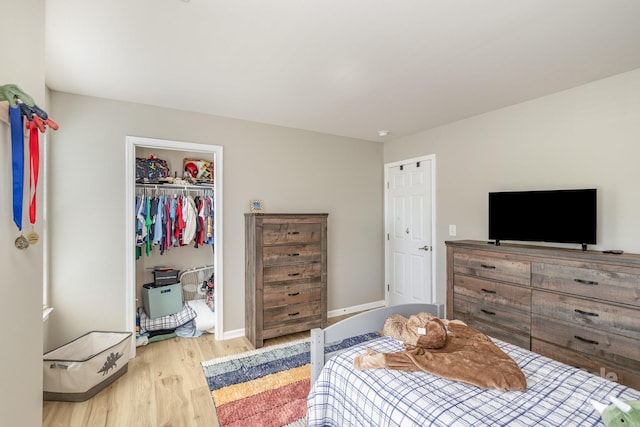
307, 336, 640, 427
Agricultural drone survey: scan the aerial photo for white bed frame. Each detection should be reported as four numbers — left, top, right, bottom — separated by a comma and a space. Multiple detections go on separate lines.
310, 303, 444, 385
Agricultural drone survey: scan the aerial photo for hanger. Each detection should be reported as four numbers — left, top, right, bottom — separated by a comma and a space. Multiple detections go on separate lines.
20, 102, 59, 133
0, 84, 34, 108
1, 84, 58, 132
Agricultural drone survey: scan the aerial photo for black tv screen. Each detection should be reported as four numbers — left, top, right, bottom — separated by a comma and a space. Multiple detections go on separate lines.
489, 189, 596, 248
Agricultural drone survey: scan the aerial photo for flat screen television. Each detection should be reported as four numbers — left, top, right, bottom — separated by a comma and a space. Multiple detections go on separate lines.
488, 188, 596, 250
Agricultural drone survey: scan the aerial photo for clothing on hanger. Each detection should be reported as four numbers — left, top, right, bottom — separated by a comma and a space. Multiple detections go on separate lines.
134, 188, 214, 258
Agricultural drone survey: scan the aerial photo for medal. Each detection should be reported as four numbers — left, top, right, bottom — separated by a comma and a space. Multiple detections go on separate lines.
15, 234, 29, 250
27, 229, 39, 245
9, 96, 57, 251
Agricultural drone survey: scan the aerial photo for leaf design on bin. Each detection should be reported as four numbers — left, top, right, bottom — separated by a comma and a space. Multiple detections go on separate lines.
97, 352, 123, 376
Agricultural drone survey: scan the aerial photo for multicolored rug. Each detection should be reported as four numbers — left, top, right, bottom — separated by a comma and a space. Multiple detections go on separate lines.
202, 339, 311, 427
201, 332, 381, 427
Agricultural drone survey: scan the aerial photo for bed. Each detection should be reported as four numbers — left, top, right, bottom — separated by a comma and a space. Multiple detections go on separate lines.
308, 303, 640, 427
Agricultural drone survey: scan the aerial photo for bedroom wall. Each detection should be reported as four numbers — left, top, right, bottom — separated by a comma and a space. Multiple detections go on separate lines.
0, 1, 45, 426
46, 92, 384, 349
384, 68, 640, 306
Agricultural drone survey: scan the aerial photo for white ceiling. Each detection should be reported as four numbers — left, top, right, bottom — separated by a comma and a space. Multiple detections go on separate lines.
45, 0, 640, 142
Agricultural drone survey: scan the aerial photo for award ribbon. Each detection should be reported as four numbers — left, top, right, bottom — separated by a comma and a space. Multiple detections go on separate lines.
9, 106, 24, 231
28, 123, 40, 244
10, 106, 29, 249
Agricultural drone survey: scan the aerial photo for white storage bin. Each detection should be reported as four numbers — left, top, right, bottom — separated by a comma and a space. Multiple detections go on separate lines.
43, 331, 132, 402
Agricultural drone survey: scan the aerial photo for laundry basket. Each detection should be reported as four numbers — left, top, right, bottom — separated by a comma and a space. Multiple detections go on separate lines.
43, 331, 132, 402
180, 265, 216, 332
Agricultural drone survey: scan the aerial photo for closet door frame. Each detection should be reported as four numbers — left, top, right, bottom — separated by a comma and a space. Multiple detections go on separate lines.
125, 136, 223, 357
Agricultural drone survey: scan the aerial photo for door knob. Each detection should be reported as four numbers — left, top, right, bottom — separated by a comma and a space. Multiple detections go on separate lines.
418, 245, 431, 251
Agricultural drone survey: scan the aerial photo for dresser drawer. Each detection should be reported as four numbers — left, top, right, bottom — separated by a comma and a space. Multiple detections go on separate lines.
263, 282, 322, 308
454, 275, 531, 311
532, 290, 640, 339
263, 223, 322, 245
453, 249, 530, 286
532, 314, 640, 370
262, 315, 323, 340
453, 314, 531, 349
532, 262, 640, 307
454, 294, 530, 334
263, 301, 321, 327
263, 263, 321, 283
263, 244, 321, 266
532, 339, 640, 390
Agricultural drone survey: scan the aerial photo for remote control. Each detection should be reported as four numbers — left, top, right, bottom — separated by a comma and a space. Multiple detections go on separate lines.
603, 249, 624, 254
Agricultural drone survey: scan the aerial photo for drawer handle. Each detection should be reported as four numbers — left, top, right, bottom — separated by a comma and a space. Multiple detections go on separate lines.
574, 278, 599, 286
288, 312, 300, 317
480, 264, 496, 270
480, 309, 496, 316
288, 273, 300, 277
288, 292, 300, 296
574, 309, 599, 317
287, 231, 300, 235
481, 288, 497, 294
574, 335, 599, 345
288, 253, 300, 257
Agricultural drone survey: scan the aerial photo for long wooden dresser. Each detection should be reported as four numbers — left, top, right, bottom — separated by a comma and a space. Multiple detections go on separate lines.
446, 239, 640, 389
245, 213, 328, 348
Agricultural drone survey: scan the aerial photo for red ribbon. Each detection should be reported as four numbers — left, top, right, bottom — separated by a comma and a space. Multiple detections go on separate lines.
29, 123, 39, 225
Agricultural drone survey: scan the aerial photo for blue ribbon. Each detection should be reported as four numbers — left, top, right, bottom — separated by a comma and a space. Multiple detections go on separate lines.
9, 106, 24, 231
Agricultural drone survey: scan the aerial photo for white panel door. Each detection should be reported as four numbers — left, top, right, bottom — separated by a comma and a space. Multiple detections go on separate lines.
387, 159, 433, 305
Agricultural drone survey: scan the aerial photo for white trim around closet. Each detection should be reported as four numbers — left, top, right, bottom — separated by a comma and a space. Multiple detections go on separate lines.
125, 136, 223, 357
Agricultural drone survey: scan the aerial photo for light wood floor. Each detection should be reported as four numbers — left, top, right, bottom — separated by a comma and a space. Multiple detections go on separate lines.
43, 316, 351, 427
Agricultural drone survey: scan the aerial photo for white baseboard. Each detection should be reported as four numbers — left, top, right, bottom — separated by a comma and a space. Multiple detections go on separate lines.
221, 328, 246, 341
220, 300, 387, 341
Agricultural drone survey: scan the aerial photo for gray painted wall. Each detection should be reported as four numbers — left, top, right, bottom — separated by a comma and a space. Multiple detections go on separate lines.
385, 68, 640, 305
47, 92, 384, 348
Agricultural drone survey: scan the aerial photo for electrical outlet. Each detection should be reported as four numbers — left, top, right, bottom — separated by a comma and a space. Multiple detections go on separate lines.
449, 225, 457, 236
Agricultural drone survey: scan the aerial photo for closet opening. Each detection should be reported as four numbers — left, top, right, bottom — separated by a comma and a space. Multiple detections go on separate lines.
125, 136, 223, 357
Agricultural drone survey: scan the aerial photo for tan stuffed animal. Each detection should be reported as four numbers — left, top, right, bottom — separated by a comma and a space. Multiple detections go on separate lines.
354, 314, 527, 391
383, 312, 448, 349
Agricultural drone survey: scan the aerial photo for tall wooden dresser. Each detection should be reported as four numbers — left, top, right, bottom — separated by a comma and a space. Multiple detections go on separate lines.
245, 213, 328, 348
446, 239, 640, 389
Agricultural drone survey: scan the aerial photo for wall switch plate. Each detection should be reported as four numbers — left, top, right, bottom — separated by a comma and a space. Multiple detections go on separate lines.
449, 225, 457, 236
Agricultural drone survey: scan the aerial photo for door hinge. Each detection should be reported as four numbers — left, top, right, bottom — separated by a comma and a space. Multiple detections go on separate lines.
387, 284, 389, 291
387, 233, 389, 240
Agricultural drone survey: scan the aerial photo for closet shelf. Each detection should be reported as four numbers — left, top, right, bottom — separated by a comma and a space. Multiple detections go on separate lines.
136, 182, 215, 191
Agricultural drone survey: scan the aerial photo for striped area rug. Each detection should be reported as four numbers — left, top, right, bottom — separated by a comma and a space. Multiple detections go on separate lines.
202, 339, 311, 427
201, 333, 381, 427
